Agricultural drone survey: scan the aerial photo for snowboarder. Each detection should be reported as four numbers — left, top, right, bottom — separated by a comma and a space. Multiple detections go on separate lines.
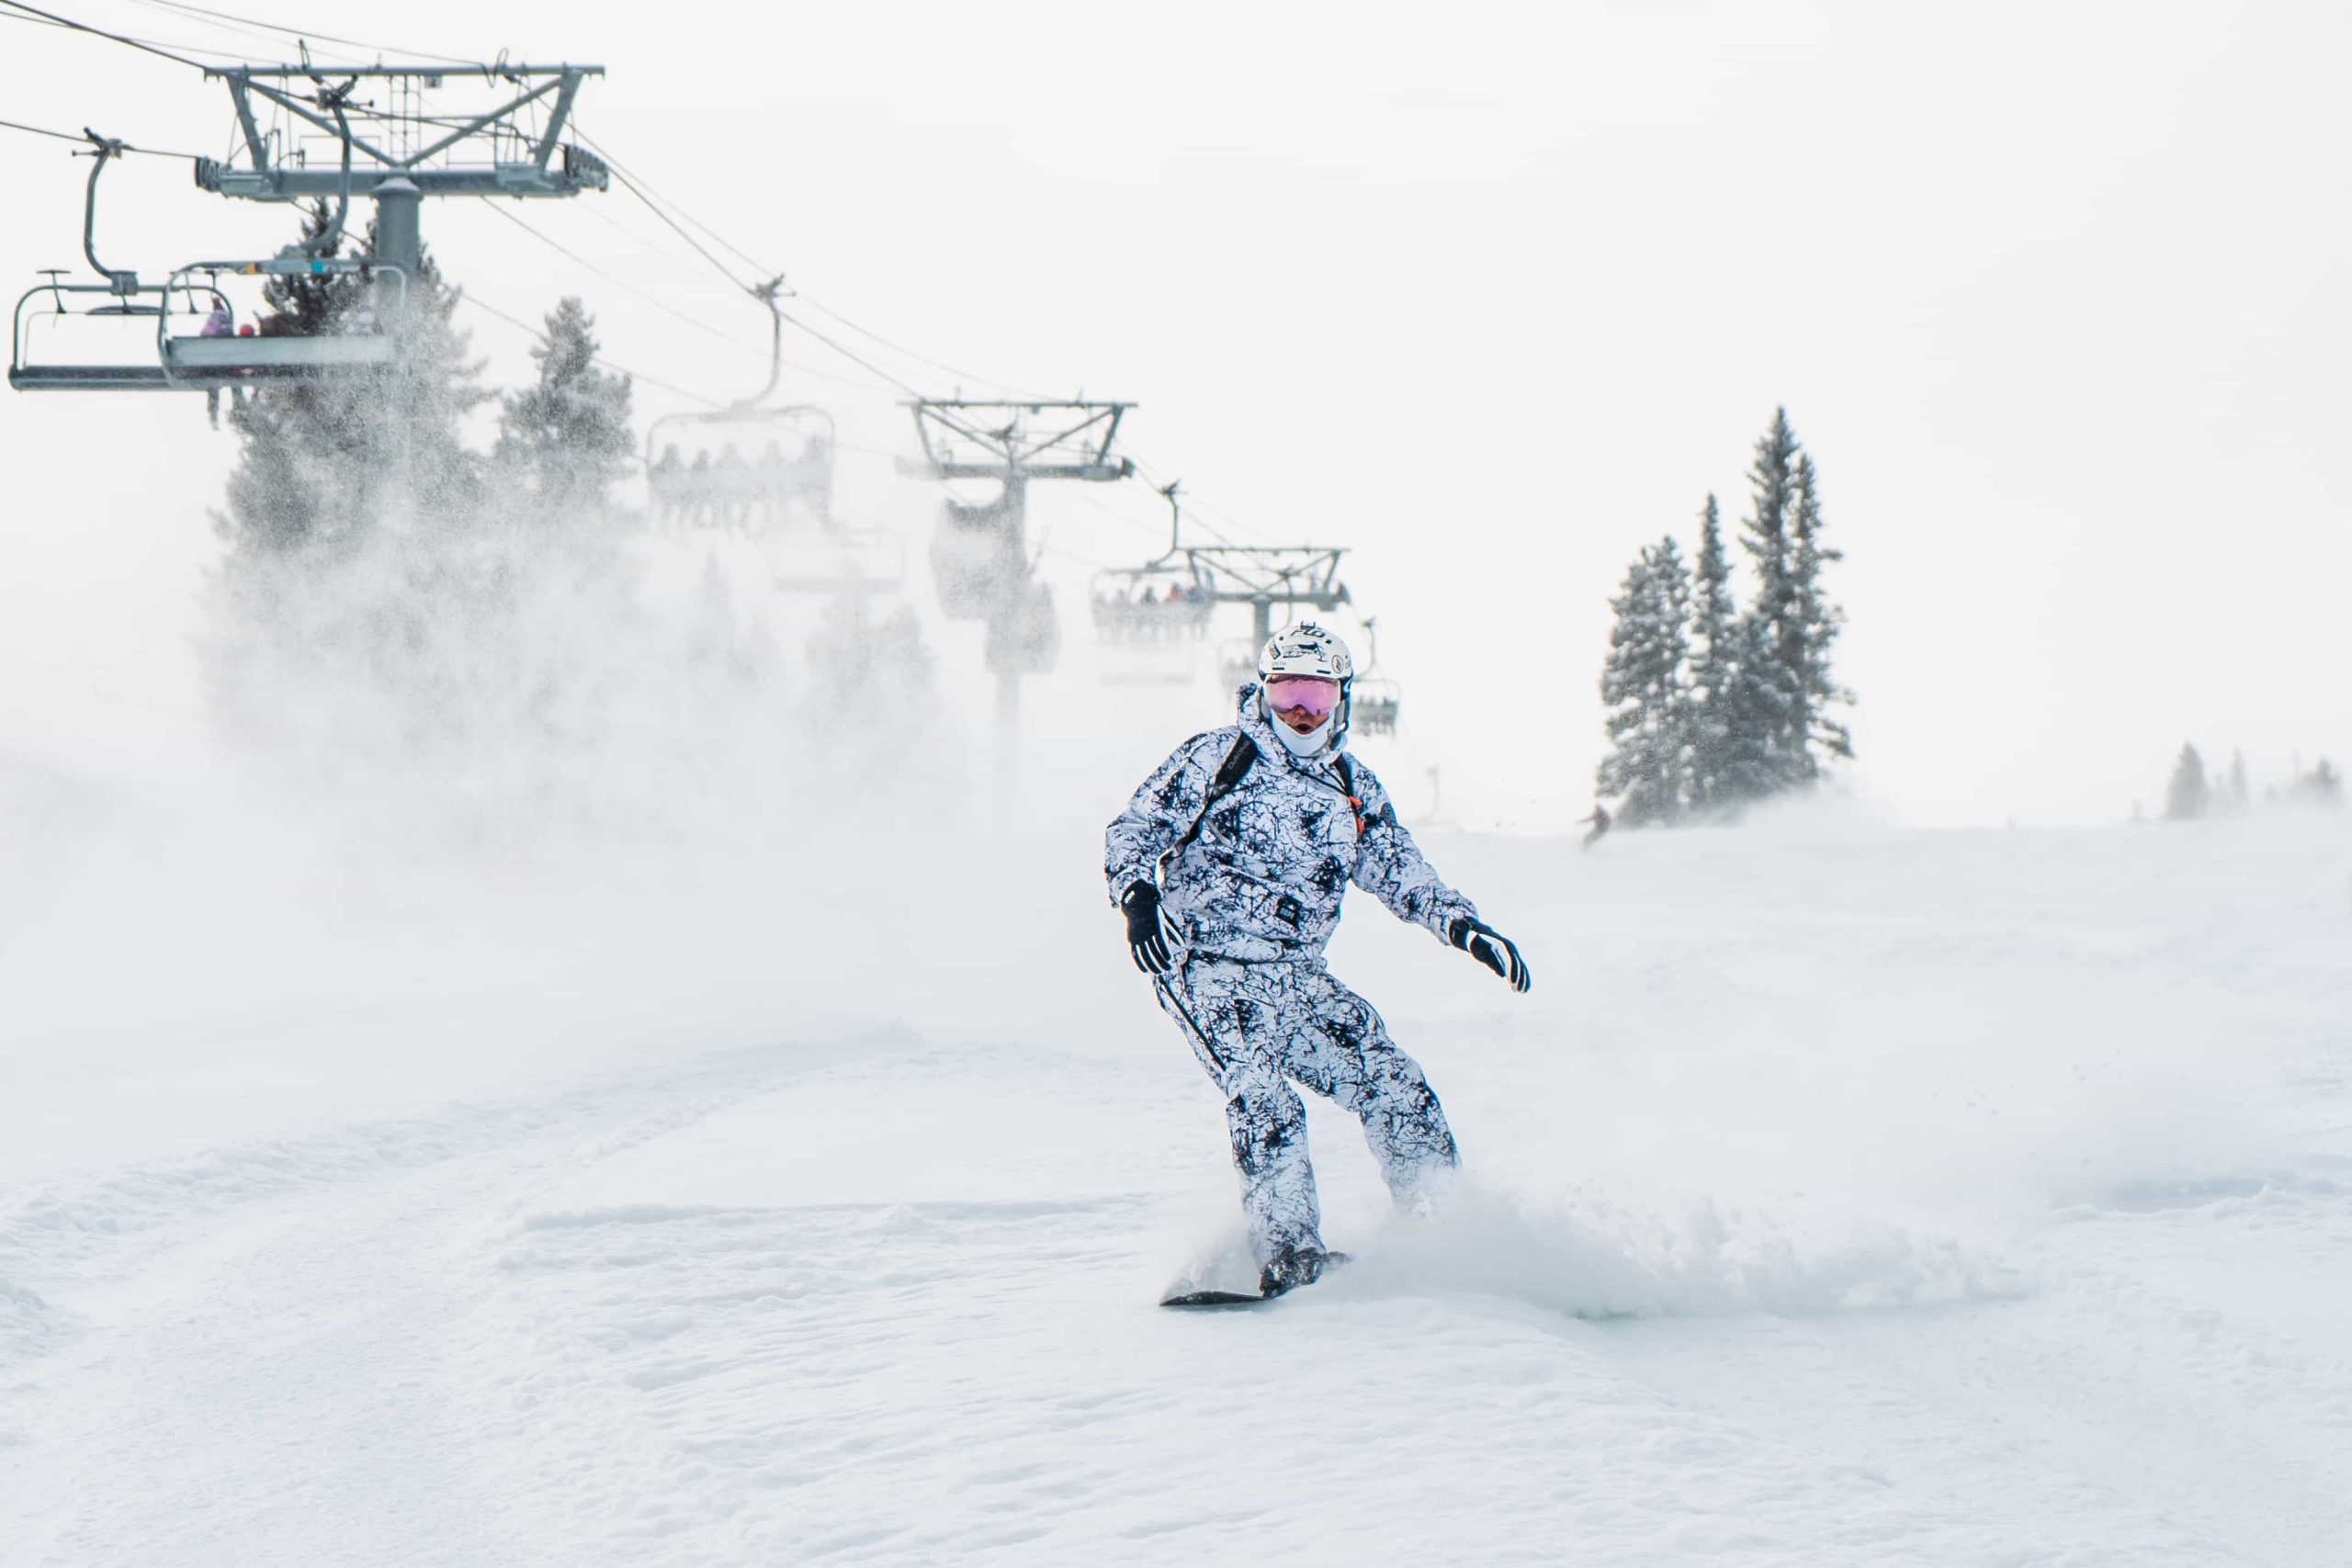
1105, 623, 1532, 1299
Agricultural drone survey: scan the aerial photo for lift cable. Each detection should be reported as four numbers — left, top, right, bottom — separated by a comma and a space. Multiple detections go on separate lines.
473, 199, 899, 398
0, 114, 200, 159
772, 305, 926, 400
793, 297, 1051, 403
113, 0, 478, 66
2, 5, 1288, 556
572, 127, 1044, 403
0, 4, 250, 61
108, 0, 369, 64
0, 0, 212, 69
572, 130, 778, 281
1124, 452, 1278, 548
458, 290, 722, 411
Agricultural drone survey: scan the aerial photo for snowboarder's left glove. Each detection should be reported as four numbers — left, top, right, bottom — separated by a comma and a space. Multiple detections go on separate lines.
1122, 882, 1181, 976
1449, 916, 1532, 993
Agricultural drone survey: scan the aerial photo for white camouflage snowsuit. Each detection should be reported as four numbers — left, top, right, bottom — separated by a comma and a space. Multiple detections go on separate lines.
1105, 686, 1479, 1267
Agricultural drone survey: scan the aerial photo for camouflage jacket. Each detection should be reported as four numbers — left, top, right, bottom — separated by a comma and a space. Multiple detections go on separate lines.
1104, 686, 1477, 964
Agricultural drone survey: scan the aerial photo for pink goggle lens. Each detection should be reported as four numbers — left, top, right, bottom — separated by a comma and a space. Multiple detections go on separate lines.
1264, 676, 1341, 717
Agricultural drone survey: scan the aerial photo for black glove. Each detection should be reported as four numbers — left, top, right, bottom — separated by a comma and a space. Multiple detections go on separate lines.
1448, 916, 1532, 993
1122, 882, 1180, 976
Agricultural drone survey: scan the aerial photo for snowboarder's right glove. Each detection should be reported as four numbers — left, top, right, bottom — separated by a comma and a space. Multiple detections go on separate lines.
1449, 916, 1532, 993
1122, 882, 1181, 976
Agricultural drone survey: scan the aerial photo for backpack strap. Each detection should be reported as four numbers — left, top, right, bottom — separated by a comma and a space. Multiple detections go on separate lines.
1333, 753, 1365, 838
1171, 733, 1258, 855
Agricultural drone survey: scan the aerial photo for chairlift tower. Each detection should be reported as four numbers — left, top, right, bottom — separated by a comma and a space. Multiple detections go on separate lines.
906, 399, 1134, 730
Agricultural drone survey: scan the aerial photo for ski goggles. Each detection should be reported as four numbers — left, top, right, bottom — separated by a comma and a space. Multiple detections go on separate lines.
1263, 675, 1342, 717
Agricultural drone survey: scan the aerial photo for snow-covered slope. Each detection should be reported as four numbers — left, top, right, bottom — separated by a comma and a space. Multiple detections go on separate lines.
4, 807, 2348, 1565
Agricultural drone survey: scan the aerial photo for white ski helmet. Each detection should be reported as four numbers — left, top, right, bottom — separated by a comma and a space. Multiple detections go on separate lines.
1258, 622, 1353, 683
1257, 622, 1354, 757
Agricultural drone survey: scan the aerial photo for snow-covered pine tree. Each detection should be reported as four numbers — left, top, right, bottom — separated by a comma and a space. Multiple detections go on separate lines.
494, 297, 634, 520
2221, 750, 2250, 815
1735, 407, 1803, 788
2164, 743, 2210, 820
1783, 450, 1853, 773
2289, 757, 2342, 806
1683, 495, 1730, 808
1685, 492, 1775, 812
1596, 535, 1693, 825
220, 208, 487, 558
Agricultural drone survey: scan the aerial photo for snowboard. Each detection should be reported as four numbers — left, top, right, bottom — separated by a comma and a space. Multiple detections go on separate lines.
1159, 1250, 1350, 1309
1159, 1287, 1277, 1309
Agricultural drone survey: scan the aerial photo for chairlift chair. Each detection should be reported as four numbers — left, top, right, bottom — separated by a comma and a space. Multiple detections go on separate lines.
930, 491, 1028, 621
983, 578, 1060, 677
646, 404, 835, 533
1088, 560, 1213, 643
11, 125, 403, 394
12, 257, 406, 392
1350, 615, 1403, 737
1351, 678, 1402, 737
1216, 636, 1260, 694
774, 524, 908, 597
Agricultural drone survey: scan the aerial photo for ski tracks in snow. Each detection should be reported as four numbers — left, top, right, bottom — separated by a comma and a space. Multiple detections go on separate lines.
5, 1030, 2350, 1565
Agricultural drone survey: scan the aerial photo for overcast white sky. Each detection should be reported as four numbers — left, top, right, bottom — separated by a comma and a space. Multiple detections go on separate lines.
3, 0, 2346, 828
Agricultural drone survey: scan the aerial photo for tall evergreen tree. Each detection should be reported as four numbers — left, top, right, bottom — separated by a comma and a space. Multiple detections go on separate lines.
2221, 750, 2250, 815
1596, 535, 1693, 826
1685, 491, 1779, 809
1733, 407, 1854, 788
494, 296, 634, 518
220, 207, 486, 558
1683, 494, 1732, 808
2164, 743, 2210, 820
1782, 450, 1853, 773
1735, 407, 1802, 784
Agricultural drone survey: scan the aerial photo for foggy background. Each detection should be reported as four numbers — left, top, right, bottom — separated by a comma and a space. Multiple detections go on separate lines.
3, 0, 2346, 829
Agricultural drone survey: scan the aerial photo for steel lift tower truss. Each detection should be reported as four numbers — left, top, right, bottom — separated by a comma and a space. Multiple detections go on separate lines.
907, 399, 1135, 728
197, 62, 608, 276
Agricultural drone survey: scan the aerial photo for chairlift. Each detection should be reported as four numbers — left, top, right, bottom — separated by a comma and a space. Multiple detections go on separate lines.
1089, 559, 1213, 645
984, 578, 1059, 677
1216, 636, 1260, 694
647, 405, 834, 533
929, 489, 1027, 622
1350, 615, 1403, 737
774, 524, 908, 597
1351, 678, 1402, 737
11, 124, 404, 394
643, 276, 837, 534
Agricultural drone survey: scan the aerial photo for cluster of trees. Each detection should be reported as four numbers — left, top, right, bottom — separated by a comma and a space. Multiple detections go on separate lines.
206, 202, 942, 835
218, 202, 633, 560
1596, 409, 1853, 825
2162, 744, 2342, 819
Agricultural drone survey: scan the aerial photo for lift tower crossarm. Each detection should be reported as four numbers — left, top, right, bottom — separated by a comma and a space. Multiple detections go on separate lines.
195, 64, 610, 201
908, 399, 1135, 482
1185, 545, 1351, 609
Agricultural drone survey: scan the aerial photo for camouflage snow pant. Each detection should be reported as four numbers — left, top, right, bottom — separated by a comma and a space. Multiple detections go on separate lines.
1156, 955, 1458, 1267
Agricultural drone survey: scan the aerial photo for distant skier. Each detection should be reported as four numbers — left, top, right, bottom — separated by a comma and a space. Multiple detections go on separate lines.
1581, 802, 1611, 850
1105, 623, 1532, 1299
